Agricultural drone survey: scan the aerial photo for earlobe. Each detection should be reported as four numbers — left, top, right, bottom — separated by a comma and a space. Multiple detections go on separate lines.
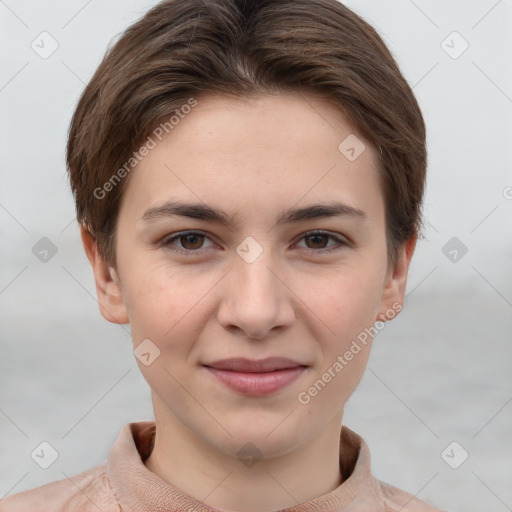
376, 236, 417, 322
80, 225, 129, 325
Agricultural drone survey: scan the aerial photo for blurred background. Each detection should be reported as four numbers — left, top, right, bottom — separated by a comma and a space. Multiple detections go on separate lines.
1, 1, 511, 510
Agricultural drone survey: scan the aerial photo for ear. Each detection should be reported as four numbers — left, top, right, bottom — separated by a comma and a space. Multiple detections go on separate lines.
80, 225, 129, 325
376, 236, 417, 322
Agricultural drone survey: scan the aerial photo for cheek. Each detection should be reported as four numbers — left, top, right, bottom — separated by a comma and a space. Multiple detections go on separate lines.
122, 260, 212, 348
303, 266, 384, 341
125, 269, 206, 399
294, 274, 380, 413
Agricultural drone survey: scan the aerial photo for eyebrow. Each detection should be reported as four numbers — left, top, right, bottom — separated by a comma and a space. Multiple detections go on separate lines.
140, 200, 367, 229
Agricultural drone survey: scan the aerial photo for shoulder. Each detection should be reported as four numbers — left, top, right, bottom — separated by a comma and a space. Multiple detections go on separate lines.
0, 462, 119, 512
378, 480, 446, 512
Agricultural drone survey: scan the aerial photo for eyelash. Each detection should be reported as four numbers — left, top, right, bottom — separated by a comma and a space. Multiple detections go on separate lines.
160, 230, 348, 256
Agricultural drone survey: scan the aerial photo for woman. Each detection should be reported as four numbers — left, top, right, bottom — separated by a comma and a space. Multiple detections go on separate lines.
0, 0, 444, 510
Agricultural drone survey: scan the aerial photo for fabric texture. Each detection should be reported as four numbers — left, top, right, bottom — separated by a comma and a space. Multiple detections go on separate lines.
0, 421, 444, 511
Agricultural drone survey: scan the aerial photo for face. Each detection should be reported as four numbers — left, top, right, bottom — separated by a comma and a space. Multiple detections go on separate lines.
83, 92, 414, 460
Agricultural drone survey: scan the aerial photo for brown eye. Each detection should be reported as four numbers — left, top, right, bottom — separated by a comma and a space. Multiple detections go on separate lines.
296, 231, 347, 254
304, 233, 330, 249
163, 231, 214, 254
178, 233, 205, 250
162, 230, 347, 256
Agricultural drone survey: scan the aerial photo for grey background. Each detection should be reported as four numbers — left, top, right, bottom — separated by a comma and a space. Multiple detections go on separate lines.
1, 1, 511, 511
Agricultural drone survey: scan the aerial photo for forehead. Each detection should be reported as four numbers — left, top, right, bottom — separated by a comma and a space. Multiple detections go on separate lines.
118, 92, 383, 227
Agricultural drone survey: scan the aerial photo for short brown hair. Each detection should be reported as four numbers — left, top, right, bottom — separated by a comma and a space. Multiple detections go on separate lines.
66, 0, 427, 269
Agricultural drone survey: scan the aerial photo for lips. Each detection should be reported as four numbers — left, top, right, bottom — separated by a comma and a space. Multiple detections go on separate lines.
203, 357, 305, 373
202, 357, 308, 396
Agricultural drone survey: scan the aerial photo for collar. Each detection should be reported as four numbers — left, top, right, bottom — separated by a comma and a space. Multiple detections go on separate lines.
107, 420, 385, 511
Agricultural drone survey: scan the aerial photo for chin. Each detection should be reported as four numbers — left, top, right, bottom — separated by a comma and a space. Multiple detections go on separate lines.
207, 413, 313, 460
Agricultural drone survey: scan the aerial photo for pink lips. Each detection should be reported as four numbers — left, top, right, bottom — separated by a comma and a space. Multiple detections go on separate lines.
203, 357, 307, 397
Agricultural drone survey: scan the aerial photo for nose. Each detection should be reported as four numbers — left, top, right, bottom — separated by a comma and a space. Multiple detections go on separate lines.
216, 248, 296, 340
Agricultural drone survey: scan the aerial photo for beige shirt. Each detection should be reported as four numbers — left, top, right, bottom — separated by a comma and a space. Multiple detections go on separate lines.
0, 421, 444, 511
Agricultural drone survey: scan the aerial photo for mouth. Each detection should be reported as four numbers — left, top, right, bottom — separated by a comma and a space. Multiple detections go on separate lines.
202, 357, 308, 396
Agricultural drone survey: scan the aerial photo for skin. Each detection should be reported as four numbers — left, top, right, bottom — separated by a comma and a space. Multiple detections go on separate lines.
81, 91, 416, 511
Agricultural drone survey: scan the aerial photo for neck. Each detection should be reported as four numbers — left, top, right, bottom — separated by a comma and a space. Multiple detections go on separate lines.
143, 394, 344, 511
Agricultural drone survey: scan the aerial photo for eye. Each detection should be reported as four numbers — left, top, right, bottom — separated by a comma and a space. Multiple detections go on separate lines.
294, 230, 348, 253
161, 229, 347, 255
162, 230, 216, 254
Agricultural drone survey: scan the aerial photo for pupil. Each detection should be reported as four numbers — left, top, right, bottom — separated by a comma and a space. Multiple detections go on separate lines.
183, 234, 203, 249
308, 234, 326, 248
